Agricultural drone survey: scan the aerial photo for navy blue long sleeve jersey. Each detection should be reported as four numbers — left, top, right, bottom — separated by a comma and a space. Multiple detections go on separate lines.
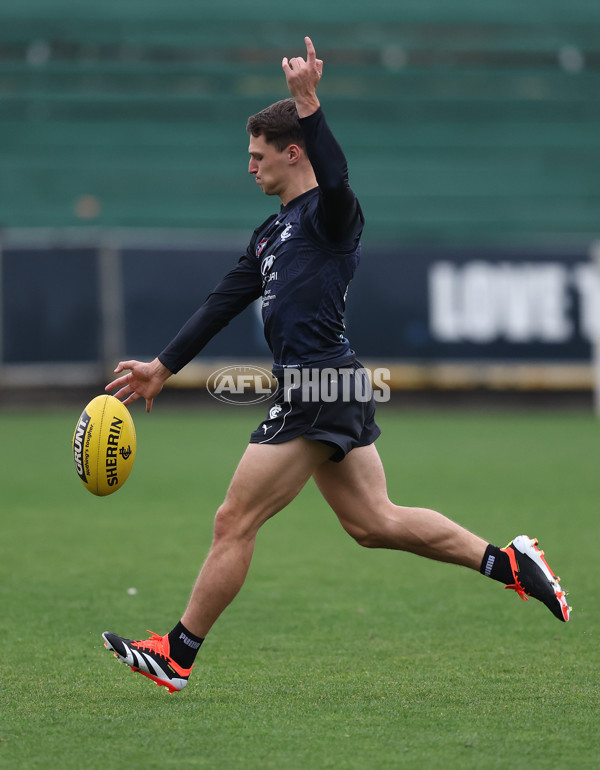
158, 107, 365, 377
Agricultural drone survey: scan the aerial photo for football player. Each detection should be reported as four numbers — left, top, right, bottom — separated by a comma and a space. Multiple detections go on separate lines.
102, 37, 570, 693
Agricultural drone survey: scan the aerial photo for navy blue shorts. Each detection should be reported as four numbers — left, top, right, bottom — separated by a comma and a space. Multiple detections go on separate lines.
249, 361, 381, 462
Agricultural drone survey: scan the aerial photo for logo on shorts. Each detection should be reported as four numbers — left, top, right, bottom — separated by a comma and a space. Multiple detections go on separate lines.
269, 404, 282, 420
206, 366, 277, 405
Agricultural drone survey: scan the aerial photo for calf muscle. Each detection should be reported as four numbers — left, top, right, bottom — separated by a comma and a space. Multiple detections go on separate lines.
313, 444, 487, 570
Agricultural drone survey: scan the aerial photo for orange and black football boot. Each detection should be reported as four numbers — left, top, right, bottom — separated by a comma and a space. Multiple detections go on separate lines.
502, 536, 571, 622
102, 631, 192, 692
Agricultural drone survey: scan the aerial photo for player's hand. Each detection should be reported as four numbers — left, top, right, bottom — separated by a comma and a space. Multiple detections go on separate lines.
105, 358, 171, 413
282, 36, 322, 117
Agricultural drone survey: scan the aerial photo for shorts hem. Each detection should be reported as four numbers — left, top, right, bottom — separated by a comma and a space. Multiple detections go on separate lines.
249, 423, 381, 463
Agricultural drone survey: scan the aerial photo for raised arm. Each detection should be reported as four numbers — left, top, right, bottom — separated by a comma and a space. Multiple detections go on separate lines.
282, 36, 322, 118
283, 37, 362, 243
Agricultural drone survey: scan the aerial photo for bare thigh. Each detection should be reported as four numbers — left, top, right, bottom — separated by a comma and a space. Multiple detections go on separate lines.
311, 443, 392, 542
217, 437, 334, 538
179, 437, 334, 636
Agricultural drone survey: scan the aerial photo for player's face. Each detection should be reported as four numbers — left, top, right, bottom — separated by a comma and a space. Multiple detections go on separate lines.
248, 134, 290, 198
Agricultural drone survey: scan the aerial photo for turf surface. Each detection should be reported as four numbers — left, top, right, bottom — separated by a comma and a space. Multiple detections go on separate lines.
1, 404, 598, 769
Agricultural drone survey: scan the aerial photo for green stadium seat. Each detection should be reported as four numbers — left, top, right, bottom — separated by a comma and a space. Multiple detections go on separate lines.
0, 2, 599, 242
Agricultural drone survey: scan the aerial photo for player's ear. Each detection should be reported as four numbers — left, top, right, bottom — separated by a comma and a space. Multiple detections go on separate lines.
286, 144, 302, 164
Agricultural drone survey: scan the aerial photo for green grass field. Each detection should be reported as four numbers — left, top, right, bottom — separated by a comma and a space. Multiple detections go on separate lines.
1, 403, 598, 769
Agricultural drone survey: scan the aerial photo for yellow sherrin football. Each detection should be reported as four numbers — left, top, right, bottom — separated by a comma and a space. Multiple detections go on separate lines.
72, 394, 137, 496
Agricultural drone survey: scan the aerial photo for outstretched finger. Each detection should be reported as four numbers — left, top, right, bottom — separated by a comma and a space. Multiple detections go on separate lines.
112, 360, 137, 375
121, 391, 142, 408
111, 384, 136, 402
105, 373, 131, 393
305, 36, 316, 63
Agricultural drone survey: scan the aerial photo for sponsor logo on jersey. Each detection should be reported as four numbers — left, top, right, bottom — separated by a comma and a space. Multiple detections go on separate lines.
256, 237, 268, 258
260, 254, 276, 276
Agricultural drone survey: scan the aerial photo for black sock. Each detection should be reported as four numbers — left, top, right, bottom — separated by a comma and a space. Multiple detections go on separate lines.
479, 544, 513, 585
167, 621, 204, 669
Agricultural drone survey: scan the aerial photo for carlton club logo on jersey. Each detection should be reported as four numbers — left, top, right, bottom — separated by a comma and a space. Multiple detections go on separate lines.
256, 220, 293, 258
280, 223, 293, 241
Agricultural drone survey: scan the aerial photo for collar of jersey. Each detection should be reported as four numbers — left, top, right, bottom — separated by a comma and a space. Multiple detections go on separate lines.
279, 186, 318, 214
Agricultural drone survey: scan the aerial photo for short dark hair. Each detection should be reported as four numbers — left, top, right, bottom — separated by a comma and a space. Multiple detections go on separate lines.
246, 98, 304, 152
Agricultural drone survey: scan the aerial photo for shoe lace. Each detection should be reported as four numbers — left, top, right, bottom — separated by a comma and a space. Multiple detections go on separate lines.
132, 631, 170, 660
505, 578, 529, 602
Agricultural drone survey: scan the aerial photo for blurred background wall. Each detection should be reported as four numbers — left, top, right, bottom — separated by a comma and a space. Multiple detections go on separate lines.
1, 0, 599, 396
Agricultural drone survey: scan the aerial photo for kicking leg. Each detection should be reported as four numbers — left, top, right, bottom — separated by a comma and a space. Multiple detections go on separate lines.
313, 443, 487, 568
312, 443, 570, 621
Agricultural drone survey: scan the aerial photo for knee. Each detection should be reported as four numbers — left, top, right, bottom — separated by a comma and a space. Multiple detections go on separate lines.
212, 500, 245, 542
212, 497, 265, 544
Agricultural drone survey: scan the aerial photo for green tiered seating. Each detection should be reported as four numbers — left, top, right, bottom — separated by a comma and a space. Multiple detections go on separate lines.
0, 1, 599, 243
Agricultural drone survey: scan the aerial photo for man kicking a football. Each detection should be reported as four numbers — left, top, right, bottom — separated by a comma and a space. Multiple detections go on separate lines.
102, 37, 570, 694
